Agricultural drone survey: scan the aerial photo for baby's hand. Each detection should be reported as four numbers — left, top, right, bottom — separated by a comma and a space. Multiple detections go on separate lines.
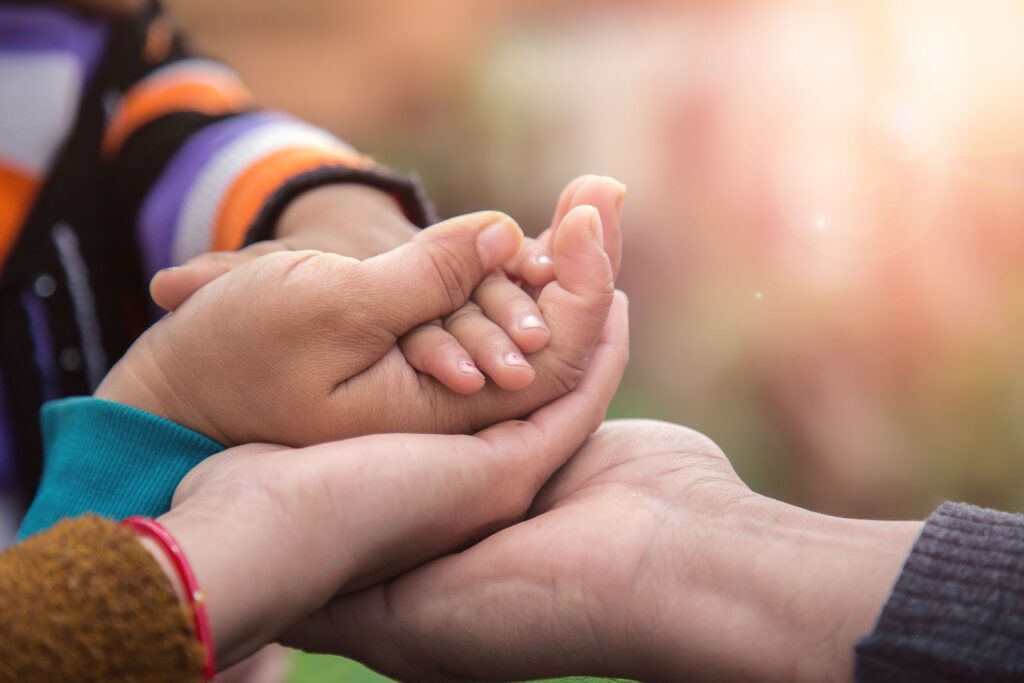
399, 175, 626, 394
397, 269, 550, 394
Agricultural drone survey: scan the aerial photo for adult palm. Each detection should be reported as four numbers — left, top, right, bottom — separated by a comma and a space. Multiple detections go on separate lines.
286, 419, 751, 682
291, 420, 918, 683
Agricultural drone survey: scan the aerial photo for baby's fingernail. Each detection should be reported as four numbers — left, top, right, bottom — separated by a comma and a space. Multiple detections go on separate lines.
519, 314, 547, 331
476, 218, 522, 270
459, 360, 483, 376
503, 352, 531, 367
534, 254, 553, 266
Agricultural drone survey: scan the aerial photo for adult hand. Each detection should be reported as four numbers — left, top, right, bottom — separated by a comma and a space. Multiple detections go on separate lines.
96, 200, 615, 446
291, 420, 922, 683
151, 292, 628, 669
399, 175, 625, 392
151, 176, 626, 394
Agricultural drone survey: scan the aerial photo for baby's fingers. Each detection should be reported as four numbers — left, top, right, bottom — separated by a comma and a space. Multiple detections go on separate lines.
445, 303, 536, 391
472, 272, 550, 354
502, 236, 553, 289
399, 321, 486, 394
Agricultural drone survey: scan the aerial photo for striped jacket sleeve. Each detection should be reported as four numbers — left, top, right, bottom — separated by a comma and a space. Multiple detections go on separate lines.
102, 6, 433, 283
0, 3, 108, 270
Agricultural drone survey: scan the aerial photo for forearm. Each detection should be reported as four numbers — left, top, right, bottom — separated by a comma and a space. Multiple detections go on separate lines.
17, 398, 223, 540
651, 496, 921, 683
856, 502, 1024, 682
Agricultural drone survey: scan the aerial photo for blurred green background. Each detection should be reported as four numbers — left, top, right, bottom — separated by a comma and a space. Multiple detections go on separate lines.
166, 0, 1024, 679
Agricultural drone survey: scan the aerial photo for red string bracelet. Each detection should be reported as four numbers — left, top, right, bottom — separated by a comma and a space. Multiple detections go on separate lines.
123, 516, 217, 681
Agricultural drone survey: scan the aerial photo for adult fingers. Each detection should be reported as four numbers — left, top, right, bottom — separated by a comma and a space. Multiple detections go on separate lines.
505, 174, 627, 289
549, 175, 626, 279
551, 174, 593, 230
474, 289, 629, 485
356, 211, 524, 337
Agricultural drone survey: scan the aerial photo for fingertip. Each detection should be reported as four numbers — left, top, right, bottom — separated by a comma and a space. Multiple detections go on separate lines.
551, 206, 610, 282
436, 364, 488, 394
511, 324, 550, 355
556, 205, 602, 248
487, 356, 536, 392
476, 215, 524, 271
612, 289, 629, 313
552, 175, 598, 228
606, 290, 631, 344
149, 266, 192, 312
426, 354, 487, 395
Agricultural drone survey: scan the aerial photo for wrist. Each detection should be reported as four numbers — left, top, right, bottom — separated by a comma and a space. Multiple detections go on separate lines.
649, 495, 921, 683
275, 184, 418, 259
157, 489, 312, 669
94, 335, 230, 444
139, 534, 189, 604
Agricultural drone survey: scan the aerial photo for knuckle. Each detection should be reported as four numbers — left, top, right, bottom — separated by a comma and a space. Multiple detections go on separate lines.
480, 326, 511, 348
429, 335, 463, 357
424, 243, 472, 312
443, 302, 483, 328
545, 351, 588, 394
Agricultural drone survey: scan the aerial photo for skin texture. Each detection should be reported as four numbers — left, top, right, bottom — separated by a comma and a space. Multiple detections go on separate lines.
286, 419, 922, 683
152, 293, 629, 669
95, 202, 617, 447
150, 177, 626, 394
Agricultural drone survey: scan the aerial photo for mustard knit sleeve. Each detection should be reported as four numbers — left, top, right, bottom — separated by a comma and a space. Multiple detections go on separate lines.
0, 515, 204, 682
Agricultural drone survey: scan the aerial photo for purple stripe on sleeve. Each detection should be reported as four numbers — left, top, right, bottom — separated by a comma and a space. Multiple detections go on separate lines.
137, 111, 290, 277
0, 375, 16, 491
0, 6, 108, 82
19, 286, 60, 403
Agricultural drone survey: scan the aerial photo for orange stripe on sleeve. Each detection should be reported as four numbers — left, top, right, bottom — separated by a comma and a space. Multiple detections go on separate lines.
0, 164, 40, 269
102, 70, 253, 158
211, 147, 373, 251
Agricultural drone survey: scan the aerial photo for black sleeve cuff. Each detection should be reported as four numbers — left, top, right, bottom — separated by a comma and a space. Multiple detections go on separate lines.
855, 502, 1024, 683
243, 164, 437, 246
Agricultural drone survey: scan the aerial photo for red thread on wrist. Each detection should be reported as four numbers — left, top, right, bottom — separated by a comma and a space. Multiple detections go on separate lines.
123, 516, 216, 680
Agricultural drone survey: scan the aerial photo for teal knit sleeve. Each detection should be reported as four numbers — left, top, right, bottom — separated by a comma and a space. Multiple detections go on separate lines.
17, 397, 223, 540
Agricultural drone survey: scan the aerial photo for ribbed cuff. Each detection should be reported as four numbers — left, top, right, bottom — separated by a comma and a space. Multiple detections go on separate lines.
244, 163, 437, 245
17, 398, 223, 540
855, 502, 1024, 682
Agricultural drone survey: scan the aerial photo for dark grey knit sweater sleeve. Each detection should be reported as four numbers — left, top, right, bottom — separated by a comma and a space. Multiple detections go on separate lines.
855, 502, 1024, 682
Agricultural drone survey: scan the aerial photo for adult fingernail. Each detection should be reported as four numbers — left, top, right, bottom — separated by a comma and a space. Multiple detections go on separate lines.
610, 179, 627, 215
476, 218, 522, 270
459, 360, 483, 376
519, 314, 547, 331
582, 206, 604, 247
